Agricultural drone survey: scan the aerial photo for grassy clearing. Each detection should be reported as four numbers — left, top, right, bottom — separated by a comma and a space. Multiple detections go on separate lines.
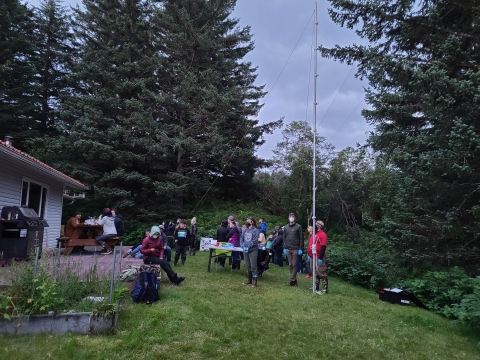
0, 252, 479, 360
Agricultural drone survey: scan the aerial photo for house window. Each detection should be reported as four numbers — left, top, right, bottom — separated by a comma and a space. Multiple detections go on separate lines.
21, 180, 48, 218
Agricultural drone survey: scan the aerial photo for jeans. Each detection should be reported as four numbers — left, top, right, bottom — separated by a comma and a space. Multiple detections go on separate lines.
297, 254, 303, 274
164, 246, 172, 262
143, 256, 178, 283
274, 247, 283, 267
95, 233, 117, 246
131, 245, 143, 259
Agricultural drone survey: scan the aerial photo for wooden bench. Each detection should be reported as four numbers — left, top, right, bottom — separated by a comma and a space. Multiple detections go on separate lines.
56, 225, 121, 255
58, 237, 120, 255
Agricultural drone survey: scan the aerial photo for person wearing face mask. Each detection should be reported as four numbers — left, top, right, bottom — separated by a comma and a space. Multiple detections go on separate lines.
283, 213, 304, 286
140, 226, 185, 285
239, 217, 259, 287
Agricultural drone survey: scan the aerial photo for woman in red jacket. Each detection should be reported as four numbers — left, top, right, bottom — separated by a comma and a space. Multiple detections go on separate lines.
141, 226, 185, 285
307, 220, 328, 295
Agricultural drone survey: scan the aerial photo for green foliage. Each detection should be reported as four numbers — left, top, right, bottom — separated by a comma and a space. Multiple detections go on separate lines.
326, 233, 400, 289
400, 267, 480, 328
321, 0, 480, 268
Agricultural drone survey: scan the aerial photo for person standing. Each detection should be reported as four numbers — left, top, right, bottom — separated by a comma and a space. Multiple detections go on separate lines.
141, 226, 185, 285
216, 219, 229, 267
308, 220, 328, 294
305, 226, 314, 279
226, 218, 240, 269
273, 229, 284, 266
239, 217, 259, 287
283, 213, 304, 286
174, 219, 190, 266
189, 217, 198, 256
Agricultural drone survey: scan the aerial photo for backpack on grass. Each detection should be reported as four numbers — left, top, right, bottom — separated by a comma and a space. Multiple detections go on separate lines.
132, 271, 159, 304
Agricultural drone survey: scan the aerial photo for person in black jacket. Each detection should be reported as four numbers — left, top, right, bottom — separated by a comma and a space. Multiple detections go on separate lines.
216, 219, 229, 267
273, 229, 284, 267
173, 219, 190, 267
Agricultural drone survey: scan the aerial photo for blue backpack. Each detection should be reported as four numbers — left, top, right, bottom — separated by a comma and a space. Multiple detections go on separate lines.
132, 271, 159, 304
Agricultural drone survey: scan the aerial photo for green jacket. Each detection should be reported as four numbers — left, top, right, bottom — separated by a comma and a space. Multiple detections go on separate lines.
283, 222, 304, 251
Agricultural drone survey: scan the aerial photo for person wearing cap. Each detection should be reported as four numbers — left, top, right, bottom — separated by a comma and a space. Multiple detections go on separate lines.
189, 217, 198, 256
95, 208, 117, 255
308, 220, 328, 294
141, 226, 185, 285
283, 213, 304, 286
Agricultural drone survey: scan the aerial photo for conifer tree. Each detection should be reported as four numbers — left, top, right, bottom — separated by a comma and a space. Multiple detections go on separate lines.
0, 0, 36, 149
32, 0, 76, 135
154, 0, 281, 207
57, 0, 164, 217
320, 0, 480, 266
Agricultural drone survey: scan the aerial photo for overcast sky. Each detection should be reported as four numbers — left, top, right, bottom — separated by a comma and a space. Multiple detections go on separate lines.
26, 0, 372, 159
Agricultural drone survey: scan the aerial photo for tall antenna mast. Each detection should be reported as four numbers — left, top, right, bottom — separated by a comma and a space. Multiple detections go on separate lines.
312, 2, 318, 294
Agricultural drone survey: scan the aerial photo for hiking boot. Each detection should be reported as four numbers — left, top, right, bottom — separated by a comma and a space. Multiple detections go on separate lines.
243, 271, 252, 285
315, 289, 326, 295
252, 275, 258, 288
181, 259, 185, 267
289, 280, 298, 287
122, 250, 130, 258
173, 276, 185, 286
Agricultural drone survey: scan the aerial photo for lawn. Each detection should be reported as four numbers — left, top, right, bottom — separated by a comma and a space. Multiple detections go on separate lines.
0, 251, 479, 360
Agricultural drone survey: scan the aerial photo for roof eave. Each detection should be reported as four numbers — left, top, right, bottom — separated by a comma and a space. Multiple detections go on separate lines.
0, 146, 89, 191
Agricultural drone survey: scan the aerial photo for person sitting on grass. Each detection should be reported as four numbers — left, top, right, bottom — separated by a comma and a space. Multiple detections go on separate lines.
95, 208, 117, 255
141, 226, 185, 285
123, 227, 150, 259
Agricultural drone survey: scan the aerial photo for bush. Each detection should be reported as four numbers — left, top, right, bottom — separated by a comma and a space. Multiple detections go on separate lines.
400, 267, 480, 328
327, 241, 394, 289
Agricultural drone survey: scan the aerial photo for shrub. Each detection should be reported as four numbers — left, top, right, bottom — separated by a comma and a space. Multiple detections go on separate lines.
400, 267, 480, 328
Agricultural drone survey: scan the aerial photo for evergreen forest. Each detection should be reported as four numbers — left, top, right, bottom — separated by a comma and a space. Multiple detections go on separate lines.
1, 0, 479, 331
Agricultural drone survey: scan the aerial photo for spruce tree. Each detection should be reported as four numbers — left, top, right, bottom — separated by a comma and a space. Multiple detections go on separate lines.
32, 0, 76, 135
320, 0, 480, 266
154, 0, 281, 207
57, 0, 164, 218
0, 0, 36, 149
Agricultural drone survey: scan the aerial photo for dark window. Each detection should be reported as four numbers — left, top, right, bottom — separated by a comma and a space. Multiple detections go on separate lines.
20, 180, 48, 218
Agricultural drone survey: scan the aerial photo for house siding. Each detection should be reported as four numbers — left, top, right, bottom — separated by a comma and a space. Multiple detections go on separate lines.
0, 156, 63, 248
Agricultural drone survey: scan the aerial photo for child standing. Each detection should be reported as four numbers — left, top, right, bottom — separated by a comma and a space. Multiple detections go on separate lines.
258, 217, 267, 236
174, 219, 190, 267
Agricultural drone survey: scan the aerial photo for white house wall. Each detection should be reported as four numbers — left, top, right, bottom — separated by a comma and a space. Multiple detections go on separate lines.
0, 155, 63, 248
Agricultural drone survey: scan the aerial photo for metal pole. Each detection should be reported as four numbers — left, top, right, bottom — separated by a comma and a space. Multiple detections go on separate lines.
312, 2, 318, 294
32, 231, 40, 297
109, 246, 117, 303
118, 241, 123, 280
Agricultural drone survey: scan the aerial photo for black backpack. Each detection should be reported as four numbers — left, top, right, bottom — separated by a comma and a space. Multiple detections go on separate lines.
114, 216, 125, 236
132, 271, 159, 304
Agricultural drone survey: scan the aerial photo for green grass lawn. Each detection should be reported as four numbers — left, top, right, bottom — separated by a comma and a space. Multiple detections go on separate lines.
1, 252, 479, 360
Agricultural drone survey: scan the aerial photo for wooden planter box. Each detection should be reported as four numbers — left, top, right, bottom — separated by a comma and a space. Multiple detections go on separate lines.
0, 311, 119, 335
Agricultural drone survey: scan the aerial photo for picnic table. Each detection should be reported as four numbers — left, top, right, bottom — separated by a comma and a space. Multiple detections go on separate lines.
207, 245, 244, 272
57, 224, 119, 255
